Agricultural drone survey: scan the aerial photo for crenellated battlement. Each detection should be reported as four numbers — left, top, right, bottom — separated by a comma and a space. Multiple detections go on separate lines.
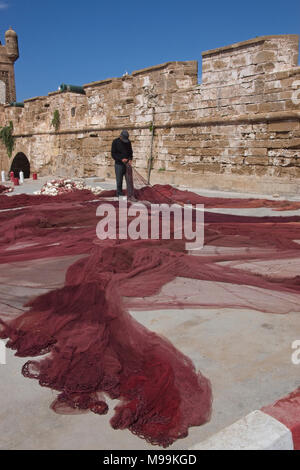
202, 35, 299, 84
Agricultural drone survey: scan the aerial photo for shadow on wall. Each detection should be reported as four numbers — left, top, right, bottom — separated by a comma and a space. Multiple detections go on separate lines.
10, 152, 30, 178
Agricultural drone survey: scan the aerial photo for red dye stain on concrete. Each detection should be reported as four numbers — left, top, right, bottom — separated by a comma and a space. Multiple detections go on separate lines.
262, 388, 300, 450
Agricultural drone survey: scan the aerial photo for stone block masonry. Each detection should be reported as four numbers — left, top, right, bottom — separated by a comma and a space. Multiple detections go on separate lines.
0, 28, 19, 104
0, 34, 299, 195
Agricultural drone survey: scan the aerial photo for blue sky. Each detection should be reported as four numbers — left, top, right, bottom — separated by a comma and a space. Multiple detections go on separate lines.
0, 0, 299, 102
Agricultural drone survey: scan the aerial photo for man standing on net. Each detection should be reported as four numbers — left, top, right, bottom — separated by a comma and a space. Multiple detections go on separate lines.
111, 130, 134, 198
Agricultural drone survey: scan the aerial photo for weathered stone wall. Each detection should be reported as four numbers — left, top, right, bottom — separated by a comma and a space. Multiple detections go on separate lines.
1, 34, 300, 195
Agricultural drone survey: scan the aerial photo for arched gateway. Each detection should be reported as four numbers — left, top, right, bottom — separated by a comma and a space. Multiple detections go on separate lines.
10, 152, 30, 178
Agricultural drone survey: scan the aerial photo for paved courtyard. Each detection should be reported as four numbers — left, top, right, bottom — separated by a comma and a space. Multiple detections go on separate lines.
0, 177, 299, 450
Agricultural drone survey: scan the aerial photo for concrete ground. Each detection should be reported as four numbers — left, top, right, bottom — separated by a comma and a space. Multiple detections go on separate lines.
0, 176, 299, 450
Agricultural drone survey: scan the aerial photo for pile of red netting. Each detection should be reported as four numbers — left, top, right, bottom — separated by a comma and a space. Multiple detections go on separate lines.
0, 176, 300, 447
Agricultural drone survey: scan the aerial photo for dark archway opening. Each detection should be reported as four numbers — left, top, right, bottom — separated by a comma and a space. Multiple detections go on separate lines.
10, 153, 30, 178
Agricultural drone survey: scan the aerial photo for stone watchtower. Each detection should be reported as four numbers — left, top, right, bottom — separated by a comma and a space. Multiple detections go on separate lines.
0, 27, 19, 104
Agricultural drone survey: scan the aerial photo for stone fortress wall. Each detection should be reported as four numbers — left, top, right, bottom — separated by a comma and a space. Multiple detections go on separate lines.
0, 34, 300, 195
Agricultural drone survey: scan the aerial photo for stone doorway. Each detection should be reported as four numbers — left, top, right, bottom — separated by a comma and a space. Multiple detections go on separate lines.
10, 152, 30, 178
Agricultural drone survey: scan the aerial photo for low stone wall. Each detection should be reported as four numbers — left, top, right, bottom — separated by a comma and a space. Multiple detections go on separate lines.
0, 34, 299, 195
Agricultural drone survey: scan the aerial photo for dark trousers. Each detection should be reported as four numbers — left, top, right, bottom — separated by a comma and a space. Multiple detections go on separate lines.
115, 163, 134, 197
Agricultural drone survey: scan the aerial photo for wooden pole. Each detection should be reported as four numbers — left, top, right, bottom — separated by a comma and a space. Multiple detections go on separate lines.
147, 108, 155, 185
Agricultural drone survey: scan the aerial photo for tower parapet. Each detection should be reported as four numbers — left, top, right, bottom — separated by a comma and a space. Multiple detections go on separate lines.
0, 27, 19, 104
5, 27, 19, 61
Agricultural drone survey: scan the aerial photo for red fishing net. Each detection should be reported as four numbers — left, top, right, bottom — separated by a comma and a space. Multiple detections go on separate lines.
101, 168, 300, 211
0, 177, 300, 447
135, 182, 300, 211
